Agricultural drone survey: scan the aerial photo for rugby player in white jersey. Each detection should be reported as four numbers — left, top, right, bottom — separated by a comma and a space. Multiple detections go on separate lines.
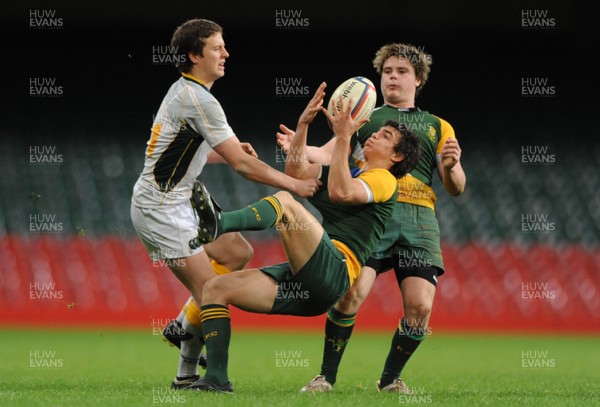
130, 18, 319, 389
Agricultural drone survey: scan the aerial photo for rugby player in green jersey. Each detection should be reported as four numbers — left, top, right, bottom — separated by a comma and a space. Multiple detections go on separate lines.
184, 83, 420, 392
279, 43, 466, 393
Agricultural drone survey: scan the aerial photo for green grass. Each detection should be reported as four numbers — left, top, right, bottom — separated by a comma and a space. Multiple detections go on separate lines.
1, 329, 598, 406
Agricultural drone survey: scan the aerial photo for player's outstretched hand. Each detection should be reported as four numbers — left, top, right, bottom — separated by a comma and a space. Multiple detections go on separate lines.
322, 96, 368, 140
291, 177, 321, 198
441, 138, 461, 169
240, 142, 258, 158
298, 82, 327, 126
276, 124, 296, 154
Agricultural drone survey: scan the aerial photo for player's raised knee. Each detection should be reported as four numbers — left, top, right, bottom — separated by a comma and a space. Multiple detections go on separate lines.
232, 237, 254, 268
273, 190, 294, 205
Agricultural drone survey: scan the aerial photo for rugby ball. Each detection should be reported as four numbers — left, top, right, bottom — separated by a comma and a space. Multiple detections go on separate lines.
327, 76, 376, 127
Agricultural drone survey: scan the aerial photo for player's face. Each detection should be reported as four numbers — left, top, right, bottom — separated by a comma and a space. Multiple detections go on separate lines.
363, 126, 402, 164
380, 56, 421, 107
196, 33, 229, 84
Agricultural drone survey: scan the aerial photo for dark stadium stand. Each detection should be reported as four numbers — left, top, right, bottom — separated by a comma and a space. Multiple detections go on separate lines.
2, 140, 599, 332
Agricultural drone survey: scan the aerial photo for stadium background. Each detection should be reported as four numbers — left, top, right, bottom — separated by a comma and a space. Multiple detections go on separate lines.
1, 0, 598, 334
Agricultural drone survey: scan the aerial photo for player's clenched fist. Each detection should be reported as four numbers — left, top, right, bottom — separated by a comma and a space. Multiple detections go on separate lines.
441, 138, 461, 169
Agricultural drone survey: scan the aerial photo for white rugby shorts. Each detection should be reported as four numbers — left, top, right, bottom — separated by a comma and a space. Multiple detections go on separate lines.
130, 200, 204, 260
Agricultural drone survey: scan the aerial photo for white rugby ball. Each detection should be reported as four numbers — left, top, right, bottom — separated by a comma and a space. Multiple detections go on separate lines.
327, 76, 376, 126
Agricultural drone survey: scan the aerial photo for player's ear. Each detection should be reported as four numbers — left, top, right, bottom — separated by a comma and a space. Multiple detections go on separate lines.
391, 152, 404, 163
188, 52, 202, 64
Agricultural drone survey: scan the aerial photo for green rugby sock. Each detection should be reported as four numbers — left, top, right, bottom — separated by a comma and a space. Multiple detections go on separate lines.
320, 308, 356, 385
221, 196, 283, 233
379, 318, 426, 388
200, 304, 231, 386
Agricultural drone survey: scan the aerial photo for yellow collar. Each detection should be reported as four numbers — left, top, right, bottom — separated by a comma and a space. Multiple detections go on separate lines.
181, 73, 209, 90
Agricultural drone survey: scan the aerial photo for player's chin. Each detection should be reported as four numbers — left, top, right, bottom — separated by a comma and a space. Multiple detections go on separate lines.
383, 89, 400, 100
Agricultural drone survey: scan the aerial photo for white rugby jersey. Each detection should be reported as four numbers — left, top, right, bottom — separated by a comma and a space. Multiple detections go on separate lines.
132, 73, 234, 207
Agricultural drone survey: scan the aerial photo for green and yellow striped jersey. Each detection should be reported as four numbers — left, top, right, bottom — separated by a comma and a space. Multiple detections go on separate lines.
308, 166, 398, 269
353, 105, 456, 210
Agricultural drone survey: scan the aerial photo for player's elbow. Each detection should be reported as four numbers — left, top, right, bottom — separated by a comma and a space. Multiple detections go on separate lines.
446, 178, 466, 196
447, 186, 464, 197
230, 155, 255, 178
284, 164, 310, 180
284, 163, 302, 178
328, 189, 353, 204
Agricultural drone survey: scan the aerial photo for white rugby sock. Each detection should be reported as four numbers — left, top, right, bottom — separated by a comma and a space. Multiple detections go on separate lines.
175, 297, 193, 324
177, 300, 204, 378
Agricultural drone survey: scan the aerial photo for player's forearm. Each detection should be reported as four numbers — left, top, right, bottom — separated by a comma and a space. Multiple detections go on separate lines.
306, 137, 335, 165
443, 163, 466, 196
306, 146, 331, 165
234, 156, 297, 191
328, 137, 353, 201
284, 122, 310, 178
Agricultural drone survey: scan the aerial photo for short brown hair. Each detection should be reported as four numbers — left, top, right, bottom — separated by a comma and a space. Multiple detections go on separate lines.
171, 19, 223, 73
373, 43, 432, 95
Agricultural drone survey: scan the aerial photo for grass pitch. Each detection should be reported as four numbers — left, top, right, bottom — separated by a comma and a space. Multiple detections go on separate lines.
0, 328, 598, 406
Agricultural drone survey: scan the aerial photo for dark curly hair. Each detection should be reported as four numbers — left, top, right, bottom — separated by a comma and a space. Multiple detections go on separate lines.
385, 120, 421, 178
171, 19, 223, 73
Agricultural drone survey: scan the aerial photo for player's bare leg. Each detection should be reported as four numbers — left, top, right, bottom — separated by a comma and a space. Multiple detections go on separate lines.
335, 266, 377, 314
203, 269, 277, 313
401, 276, 436, 330
188, 190, 326, 392
170, 232, 253, 331
169, 233, 253, 329
204, 232, 253, 272
271, 191, 323, 272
